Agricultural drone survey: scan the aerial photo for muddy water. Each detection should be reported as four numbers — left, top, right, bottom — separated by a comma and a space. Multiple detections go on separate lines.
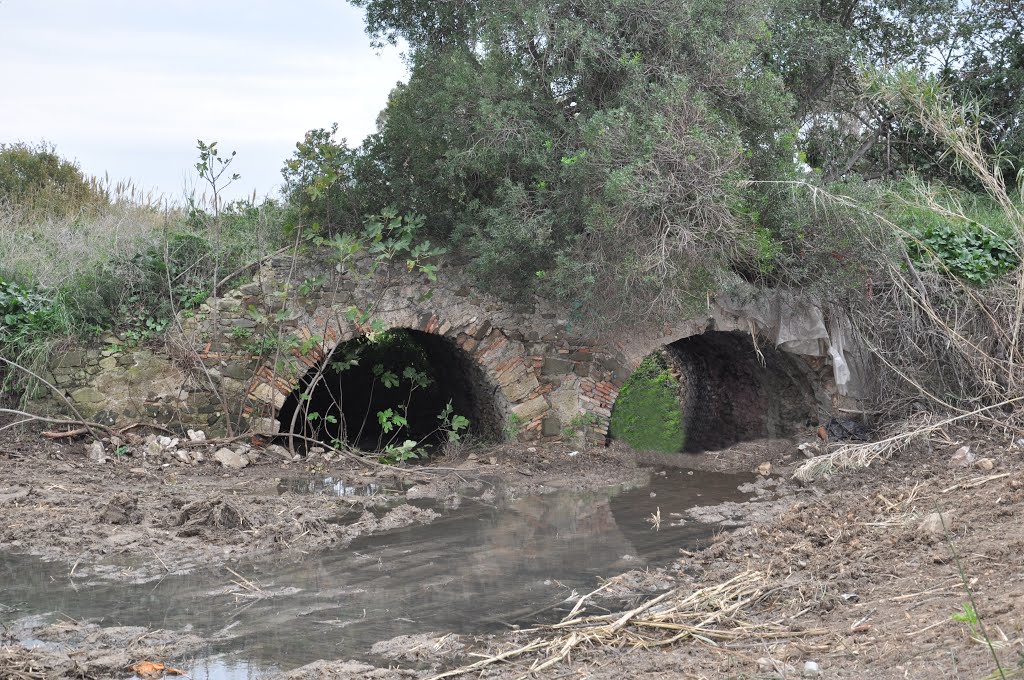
1, 468, 750, 678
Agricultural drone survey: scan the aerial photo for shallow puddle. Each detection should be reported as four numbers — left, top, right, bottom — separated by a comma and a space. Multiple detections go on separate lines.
1, 468, 751, 678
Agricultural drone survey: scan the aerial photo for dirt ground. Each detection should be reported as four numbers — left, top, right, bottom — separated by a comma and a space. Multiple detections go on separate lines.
0, 428, 645, 584
3, 425, 1024, 679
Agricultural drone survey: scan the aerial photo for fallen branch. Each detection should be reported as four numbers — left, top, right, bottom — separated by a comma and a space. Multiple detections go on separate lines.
0, 357, 100, 440
940, 473, 1011, 494
0, 409, 111, 439
794, 397, 1024, 483
41, 428, 89, 440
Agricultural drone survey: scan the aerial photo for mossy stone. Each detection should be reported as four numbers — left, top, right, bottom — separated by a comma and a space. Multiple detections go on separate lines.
608, 354, 685, 453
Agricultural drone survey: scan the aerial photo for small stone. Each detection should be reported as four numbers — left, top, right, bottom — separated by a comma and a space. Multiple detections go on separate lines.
157, 436, 180, 449
918, 510, 954, 537
797, 442, 818, 459
87, 441, 107, 463
756, 658, 796, 676
803, 660, 821, 676
950, 445, 975, 467
145, 440, 163, 457
213, 447, 248, 469
248, 417, 280, 438
976, 457, 995, 471
187, 429, 207, 442
175, 451, 192, 465
266, 444, 292, 461
70, 387, 105, 405
488, 456, 497, 465
756, 462, 772, 476
527, 447, 537, 453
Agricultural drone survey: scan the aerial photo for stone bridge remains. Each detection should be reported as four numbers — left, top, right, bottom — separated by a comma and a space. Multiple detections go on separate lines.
43, 249, 871, 447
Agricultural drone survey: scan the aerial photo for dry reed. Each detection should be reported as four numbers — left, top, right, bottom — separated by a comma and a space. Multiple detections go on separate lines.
429, 570, 824, 679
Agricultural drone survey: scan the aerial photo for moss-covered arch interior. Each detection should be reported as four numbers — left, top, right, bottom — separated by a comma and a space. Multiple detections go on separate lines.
609, 331, 818, 453
276, 328, 504, 452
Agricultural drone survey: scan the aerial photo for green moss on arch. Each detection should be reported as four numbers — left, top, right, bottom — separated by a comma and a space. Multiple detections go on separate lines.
608, 353, 685, 453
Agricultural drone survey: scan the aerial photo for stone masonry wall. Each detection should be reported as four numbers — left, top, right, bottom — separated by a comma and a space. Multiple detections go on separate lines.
35, 249, 868, 444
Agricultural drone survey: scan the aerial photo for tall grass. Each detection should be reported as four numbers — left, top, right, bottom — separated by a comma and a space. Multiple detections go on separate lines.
0, 159, 288, 408
0, 198, 172, 291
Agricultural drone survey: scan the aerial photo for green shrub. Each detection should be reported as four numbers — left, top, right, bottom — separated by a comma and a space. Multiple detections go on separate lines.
897, 194, 1019, 285
0, 141, 105, 216
608, 353, 685, 453
0, 277, 63, 355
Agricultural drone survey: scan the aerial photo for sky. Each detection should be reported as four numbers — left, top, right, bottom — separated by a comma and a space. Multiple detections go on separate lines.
0, 0, 407, 201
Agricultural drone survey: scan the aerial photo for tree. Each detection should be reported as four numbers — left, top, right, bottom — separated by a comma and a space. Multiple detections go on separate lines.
331, 0, 799, 322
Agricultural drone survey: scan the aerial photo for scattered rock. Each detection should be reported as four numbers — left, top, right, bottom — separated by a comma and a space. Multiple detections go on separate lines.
976, 457, 995, 471
187, 429, 206, 442
87, 441, 107, 463
175, 450, 192, 465
756, 657, 796, 677
950, 445, 975, 467
266, 444, 292, 461
797, 442, 819, 458
250, 417, 280, 435
756, 461, 772, 476
918, 511, 955, 537
803, 660, 821, 676
213, 447, 248, 469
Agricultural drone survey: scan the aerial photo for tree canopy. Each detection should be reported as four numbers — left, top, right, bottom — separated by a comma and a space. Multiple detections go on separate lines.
282, 0, 1023, 324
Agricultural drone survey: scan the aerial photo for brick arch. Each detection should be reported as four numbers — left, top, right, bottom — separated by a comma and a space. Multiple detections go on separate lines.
240, 308, 540, 438
593, 303, 841, 448
157, 256, 856, 442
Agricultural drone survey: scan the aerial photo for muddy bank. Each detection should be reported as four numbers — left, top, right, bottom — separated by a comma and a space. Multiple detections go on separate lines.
434, 436, 1024, 679
1, 620, 203, 680
0, 430, 649, 583
9, 425, 1019, 679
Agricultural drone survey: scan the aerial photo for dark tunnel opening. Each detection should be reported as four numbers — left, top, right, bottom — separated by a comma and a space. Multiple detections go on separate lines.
610, 331, 819, 453
276, 329, 503, 454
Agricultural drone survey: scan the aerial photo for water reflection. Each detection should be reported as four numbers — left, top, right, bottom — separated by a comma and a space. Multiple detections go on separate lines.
1, 468, 750, 678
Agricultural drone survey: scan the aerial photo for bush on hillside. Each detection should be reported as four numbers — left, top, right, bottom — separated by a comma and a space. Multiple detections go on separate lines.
0, 142, 105, 216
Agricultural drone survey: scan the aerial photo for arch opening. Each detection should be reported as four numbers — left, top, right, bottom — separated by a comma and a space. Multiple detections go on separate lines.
276, 329, 504, 453
609, 331, 818, 453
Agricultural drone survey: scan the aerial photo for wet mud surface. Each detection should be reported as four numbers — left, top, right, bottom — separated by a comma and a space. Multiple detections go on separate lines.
1, 430, 764, 678
5, 429, 1023, 679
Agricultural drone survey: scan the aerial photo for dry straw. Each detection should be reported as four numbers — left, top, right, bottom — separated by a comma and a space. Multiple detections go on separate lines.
429, 570, 825, 679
